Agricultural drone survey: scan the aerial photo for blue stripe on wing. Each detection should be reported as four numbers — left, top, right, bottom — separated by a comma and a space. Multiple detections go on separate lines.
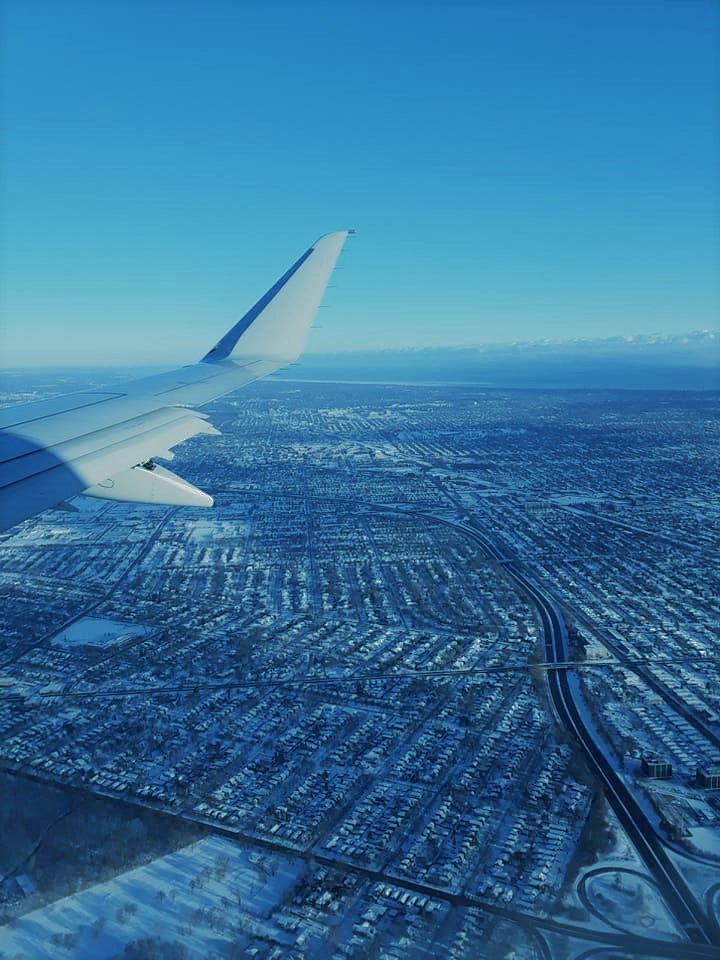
201, 245, 314, 363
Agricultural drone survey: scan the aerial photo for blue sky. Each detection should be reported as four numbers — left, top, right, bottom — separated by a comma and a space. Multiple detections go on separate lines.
1, 0, 718, 366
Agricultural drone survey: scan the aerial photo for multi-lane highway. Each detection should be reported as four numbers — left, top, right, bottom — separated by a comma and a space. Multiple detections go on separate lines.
428, 514, 719, 948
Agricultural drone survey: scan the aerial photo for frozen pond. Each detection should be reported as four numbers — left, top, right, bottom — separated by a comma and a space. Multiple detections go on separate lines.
51, 618, 149, 650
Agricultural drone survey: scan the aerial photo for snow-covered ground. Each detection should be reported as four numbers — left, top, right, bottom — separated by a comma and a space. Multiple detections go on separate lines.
185, 520, 246, 543
0, 836, 302, 959
51, 619, 149, 650
580, 866, 684, 940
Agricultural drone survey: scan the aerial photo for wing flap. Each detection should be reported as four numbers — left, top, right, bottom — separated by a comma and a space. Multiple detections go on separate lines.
0, 414, 218, 530
2, 406, 215, 484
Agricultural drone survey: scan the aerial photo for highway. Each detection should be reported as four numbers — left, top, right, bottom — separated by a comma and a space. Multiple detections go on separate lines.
439, 515, 719, 948
4, 495, 719, 954
564, 603, 720, 753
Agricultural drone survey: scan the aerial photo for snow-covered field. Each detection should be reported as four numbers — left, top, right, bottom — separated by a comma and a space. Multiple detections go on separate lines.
51, 619, 149, 650
0, 836, 301, 959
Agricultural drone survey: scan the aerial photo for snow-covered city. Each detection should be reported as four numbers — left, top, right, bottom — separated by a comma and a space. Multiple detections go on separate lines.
0, 376, 718, 959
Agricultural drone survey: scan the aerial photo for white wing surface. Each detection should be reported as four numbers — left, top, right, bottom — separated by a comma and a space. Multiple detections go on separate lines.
0, 231, 352, 532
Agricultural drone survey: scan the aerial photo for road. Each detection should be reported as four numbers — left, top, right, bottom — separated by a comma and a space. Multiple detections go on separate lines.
564, 603, 720, 752
434, 514, 719, 948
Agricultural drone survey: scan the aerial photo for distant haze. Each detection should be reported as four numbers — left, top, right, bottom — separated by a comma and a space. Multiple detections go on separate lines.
284, 331, 720, 390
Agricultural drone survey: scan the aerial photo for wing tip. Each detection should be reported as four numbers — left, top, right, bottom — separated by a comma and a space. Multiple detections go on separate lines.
314, 228, 356, 245
202, 231, 353, 366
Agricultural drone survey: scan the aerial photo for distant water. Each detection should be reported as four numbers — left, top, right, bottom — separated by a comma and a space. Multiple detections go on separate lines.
285, 337, 720, 390
2, 334, 717, 392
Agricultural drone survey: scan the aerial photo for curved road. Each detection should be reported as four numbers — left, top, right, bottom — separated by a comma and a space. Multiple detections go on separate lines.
424, 514, 719, 948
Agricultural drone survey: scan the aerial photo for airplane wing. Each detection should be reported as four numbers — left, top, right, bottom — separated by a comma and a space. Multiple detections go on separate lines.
0, 230, 352, 532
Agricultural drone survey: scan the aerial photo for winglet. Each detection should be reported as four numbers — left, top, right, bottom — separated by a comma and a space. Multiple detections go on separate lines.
201, 230, 351, 366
